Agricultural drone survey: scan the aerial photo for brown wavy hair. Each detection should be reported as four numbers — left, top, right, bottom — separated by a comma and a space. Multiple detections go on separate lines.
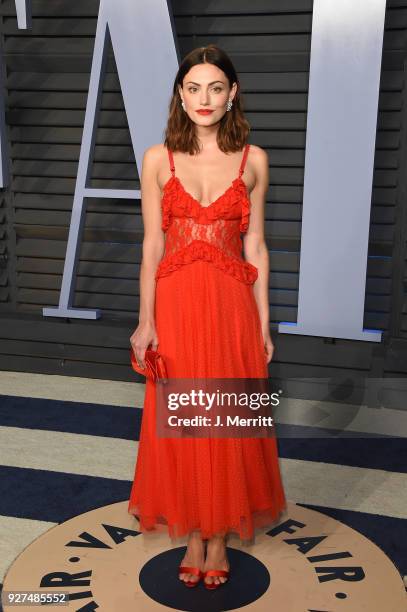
163, 44, 250, 155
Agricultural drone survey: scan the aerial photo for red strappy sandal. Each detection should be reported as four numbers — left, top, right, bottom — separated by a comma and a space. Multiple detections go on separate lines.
203, 568, 230, 590
178, 565, 204, 587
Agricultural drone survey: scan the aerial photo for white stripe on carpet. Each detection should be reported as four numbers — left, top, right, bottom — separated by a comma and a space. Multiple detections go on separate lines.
0, 426, 406, 520
0, 515, 56, 583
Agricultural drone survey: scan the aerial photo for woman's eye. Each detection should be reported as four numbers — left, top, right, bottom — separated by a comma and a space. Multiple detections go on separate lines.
187, 87, 223, 93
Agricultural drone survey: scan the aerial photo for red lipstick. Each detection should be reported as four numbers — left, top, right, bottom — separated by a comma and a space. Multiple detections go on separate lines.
196, 109, 214, 115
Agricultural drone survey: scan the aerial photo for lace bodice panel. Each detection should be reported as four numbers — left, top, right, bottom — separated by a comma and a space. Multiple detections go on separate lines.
155, 145, 258, 285
165, 216, 242, 259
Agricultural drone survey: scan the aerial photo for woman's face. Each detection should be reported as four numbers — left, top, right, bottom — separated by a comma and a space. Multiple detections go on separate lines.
178, 63, 237, 124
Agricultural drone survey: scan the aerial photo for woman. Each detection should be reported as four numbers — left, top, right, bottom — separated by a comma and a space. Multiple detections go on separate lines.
128, 44, 287, 590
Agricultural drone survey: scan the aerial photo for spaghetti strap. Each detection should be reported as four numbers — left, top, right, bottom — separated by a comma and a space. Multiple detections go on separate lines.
239, 143, 250, 177
167, 148, 175, 177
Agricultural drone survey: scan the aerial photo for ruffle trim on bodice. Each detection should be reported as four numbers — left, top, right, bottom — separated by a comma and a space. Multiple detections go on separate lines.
161, 175, 250, 233
235, 177, 250, 233
155, 239, 258, 285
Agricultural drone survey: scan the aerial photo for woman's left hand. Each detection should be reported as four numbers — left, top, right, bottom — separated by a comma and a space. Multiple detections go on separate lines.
262, 326, 274, 364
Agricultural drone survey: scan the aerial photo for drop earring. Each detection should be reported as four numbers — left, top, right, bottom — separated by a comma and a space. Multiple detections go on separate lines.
181, 100, 186, 111
226, 99, 233, 111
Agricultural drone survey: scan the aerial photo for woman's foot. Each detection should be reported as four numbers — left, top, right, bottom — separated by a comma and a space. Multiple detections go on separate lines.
179, 531, 205, 585
203, 534, 230, 587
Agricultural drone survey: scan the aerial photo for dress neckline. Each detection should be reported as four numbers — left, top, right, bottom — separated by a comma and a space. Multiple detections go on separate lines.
164, 144, 250, 210
162, 174, 246, 211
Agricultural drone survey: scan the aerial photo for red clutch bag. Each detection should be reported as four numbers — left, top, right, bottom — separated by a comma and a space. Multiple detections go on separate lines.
130, 345, 168, 382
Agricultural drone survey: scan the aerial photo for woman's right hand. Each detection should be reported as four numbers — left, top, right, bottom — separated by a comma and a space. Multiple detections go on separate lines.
130, 321, 159, 369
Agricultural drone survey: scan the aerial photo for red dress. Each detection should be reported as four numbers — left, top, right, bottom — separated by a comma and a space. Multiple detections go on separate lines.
128, 144, 287, 543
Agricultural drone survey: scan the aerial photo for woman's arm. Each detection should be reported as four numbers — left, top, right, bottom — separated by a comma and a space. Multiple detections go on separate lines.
138, 145, 165, 324
130, 145, 165, 368
242, 145, 274, 363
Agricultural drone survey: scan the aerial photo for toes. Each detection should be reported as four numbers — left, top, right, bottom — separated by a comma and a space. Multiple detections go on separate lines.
181, 572, 199, 583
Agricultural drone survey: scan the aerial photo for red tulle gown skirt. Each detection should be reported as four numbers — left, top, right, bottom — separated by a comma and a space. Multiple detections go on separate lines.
129, 260, 285, 540
128, 144, 287, 543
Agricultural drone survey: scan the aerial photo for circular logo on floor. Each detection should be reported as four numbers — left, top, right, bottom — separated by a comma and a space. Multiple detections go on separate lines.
2, 501, 405, 611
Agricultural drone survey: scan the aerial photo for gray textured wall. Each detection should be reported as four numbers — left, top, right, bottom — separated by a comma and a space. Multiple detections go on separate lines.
0, 0, 406, 391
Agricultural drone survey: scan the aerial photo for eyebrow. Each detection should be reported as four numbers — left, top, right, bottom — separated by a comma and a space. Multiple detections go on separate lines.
185, 81, 225, 86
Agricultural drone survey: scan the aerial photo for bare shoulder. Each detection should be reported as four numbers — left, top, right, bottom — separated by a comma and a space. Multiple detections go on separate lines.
248, 144, 269, 173
142, 143, 167, 164
246, 145, 269, 193
141, 144, 170, 188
